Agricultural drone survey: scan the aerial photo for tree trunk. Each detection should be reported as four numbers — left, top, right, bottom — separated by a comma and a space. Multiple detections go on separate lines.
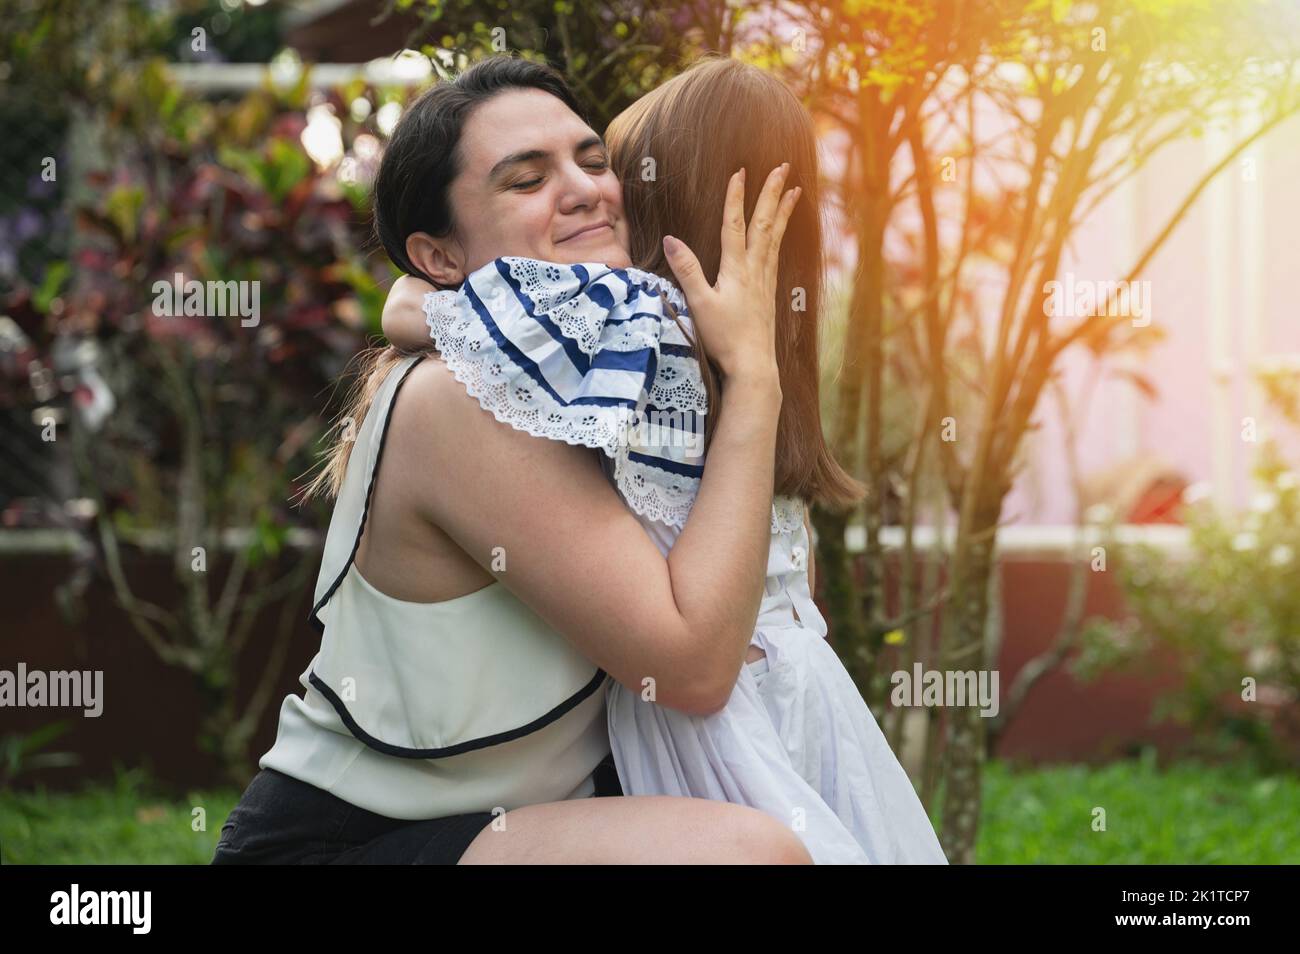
811, 504, 872, 688
937, 490, 1003, 864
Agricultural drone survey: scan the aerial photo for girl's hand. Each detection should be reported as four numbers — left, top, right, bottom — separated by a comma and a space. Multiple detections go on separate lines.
661, 163, 801, 383
382, 274, 439, 350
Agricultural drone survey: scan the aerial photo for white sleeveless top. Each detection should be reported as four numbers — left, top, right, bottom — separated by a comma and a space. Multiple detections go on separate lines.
259, 353, 612, 820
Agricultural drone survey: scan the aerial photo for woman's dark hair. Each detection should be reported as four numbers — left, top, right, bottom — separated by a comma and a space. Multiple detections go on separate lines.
302, 55, 585, 502
372, 54, 586, 287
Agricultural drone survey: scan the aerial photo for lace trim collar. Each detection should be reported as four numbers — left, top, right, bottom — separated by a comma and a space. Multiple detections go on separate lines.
422, 256, 800, 534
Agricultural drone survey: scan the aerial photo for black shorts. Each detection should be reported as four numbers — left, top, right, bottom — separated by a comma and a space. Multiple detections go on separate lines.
211, 754, 623, 865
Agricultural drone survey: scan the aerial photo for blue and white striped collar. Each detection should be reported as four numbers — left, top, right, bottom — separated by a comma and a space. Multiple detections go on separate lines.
423, 256, 707, 528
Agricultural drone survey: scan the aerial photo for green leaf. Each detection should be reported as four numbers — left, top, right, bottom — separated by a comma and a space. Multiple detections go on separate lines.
33, 261, 70, 313
104, 185, 145, 245
264, 138, 311, 202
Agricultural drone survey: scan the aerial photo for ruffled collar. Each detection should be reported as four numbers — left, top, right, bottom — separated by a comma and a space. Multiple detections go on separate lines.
423, 256, 803, 534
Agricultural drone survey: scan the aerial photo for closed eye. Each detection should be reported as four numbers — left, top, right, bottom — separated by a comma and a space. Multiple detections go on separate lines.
510, 159, 608, 191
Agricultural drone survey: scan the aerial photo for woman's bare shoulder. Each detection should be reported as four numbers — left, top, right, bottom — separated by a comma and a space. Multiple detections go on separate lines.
397, 350, 455, 399
387, 353, 473, 438
381, 354, 486, 488
385, 351, 610, 509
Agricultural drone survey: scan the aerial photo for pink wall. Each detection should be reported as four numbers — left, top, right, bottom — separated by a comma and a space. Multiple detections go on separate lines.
1007, 110, 1300, 523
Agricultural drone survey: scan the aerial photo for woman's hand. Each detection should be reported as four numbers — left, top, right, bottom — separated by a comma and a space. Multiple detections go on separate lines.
382, 274, 440, 350
661, 163, 801, 384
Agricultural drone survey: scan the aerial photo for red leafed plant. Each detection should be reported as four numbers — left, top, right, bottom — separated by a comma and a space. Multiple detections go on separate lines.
2, 55, 410, 783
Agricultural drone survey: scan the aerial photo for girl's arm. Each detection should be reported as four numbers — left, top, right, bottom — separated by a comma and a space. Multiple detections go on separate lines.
382, 275, 439, 349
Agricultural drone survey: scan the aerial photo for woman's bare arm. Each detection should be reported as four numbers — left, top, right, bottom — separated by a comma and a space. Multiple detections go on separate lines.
394, 165, 799, 715
394, 355, 778, 716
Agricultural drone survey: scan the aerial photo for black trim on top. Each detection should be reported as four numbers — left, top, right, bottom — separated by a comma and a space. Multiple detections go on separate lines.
308, 355, 424, 635
307, 666, 610, 760
307, 352, 607, 760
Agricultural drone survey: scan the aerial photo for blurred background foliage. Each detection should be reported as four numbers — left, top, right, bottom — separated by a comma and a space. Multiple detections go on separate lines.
1079, 383, 1300, 773
1, 0, 416, 783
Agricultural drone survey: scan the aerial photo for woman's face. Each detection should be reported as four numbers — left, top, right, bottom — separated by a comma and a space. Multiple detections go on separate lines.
444, 88, 632, 275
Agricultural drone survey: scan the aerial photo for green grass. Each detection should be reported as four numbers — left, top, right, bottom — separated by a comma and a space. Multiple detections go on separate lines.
1, 755, 1296, 863
976, 752, 1300, 864
0, 766, 238, 865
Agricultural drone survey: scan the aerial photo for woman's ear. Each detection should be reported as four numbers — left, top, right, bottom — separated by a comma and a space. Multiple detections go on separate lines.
406, 232, 465, 286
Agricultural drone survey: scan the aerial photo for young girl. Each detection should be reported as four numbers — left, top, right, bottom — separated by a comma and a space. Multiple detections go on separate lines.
382, 57, 946, 864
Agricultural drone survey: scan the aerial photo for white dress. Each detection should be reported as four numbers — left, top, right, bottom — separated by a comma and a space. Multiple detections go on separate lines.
424, 256, 948, 864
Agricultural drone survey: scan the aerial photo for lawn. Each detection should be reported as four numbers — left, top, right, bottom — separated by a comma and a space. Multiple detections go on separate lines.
1, 766, 237, 865
977, 752, 1300, 864
1, 755, 1296, 864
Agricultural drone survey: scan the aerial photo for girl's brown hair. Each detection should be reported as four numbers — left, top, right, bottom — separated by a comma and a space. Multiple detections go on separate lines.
606, 54, 864, 510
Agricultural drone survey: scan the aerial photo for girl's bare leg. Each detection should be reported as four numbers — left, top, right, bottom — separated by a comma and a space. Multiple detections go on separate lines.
458, 795, 813, 864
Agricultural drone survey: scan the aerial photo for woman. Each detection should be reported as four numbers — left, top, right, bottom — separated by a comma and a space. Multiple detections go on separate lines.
383, 57, 945, 864
212, 54, 810, 864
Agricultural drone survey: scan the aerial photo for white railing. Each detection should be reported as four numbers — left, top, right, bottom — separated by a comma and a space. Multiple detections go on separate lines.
166, 56, 436, 93
858, 523, 1191, 558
